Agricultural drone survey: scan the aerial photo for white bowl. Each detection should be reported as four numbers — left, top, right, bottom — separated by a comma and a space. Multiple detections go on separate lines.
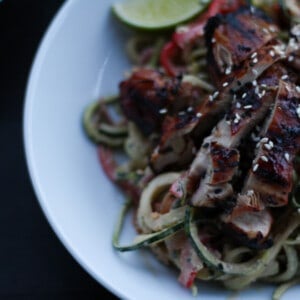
23, 1, 298, 299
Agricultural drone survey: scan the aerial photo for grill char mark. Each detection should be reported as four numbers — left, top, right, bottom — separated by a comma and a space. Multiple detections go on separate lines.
205, 6, 278, 85
210, 143, 240, 184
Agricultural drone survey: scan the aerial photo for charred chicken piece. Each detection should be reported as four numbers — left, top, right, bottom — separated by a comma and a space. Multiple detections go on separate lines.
120, 69, 180, 136
190, 143, 239, 208
120, 69, 207, 137
150, 113, 198, 173
222, 192, 273, 249
205, 6, 279, 85
244, 81, 300, 207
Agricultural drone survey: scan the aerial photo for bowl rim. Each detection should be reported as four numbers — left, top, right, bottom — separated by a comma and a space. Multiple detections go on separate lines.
22, 1, 124, 298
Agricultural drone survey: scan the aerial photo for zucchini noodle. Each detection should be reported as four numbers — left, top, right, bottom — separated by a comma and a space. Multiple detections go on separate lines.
272, 277, 300, 300
137, 172, 186, 233
82, 96, 127, 147
126, 36, 165, 67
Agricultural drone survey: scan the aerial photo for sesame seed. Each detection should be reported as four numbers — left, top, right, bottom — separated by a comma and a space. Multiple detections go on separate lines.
209, 95, 214, 102
269, 25, 277, 33
236, 102, 241, 109
262, 28, 269, 34
196, 112, 202, 118
296, 86, 300, 93
291, 26, 300, 37
250, 6, 255, 14
242, 92, 247, 99
226, 120, 231, 125
187, 106, 193, 112
234, 118, 239, 124
273, 44, 286, 58
291, 41, 299, 51
247, 189, 255, 196
252, 69, 258, 75
281, 74, 289, 80
252, 58, 258, 64
211, 38, 216, 43
253, 164, 259, 172
288, 55, 294, 62
261, 156, 268, 162
252, 80, 257, 87
244, 105, 252, 109
261, 137, 269, 143
223, 82, 229, 87
264, 144, 272, 150
284, 153, 290, 162
225, 67, 232, 75
235, 113, 241, 120
159, 108, 168, 114
290, 38, 296, 45
213, 91, 219, 99
251, 52, 258, 58
269, 50, 275, 57
269, 140, 274, 147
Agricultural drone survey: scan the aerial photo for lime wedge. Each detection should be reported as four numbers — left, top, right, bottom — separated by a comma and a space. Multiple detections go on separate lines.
112, 0, 210, 30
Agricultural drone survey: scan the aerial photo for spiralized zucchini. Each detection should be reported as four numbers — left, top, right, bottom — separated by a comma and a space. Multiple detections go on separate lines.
82, 96, 128, 147
137, 172, 186, 233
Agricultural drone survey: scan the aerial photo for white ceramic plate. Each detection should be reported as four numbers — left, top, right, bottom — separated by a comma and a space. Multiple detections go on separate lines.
23, 1, 299, 299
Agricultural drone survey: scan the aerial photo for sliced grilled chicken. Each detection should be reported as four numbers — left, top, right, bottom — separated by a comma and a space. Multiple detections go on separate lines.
221, 69, 299, 247
205, 6, 279, 85
186, 65, 280, 207
190, 143, 239, 208
242, 80, 300, 207
151, 39, 286, 174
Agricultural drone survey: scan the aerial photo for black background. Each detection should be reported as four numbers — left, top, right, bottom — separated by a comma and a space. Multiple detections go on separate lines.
0, 0, 118, 299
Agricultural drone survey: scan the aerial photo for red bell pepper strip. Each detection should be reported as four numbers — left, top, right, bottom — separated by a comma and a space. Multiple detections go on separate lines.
98, 146, 141, 203
173, 0, 246, 49
159, 41, 184, 77
160, 0, 245, 76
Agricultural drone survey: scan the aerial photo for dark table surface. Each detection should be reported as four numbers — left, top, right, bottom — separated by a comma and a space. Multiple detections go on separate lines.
0, 1, 118, 299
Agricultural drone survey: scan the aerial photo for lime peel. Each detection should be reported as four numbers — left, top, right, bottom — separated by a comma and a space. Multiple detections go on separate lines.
112, 0, 211, 30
